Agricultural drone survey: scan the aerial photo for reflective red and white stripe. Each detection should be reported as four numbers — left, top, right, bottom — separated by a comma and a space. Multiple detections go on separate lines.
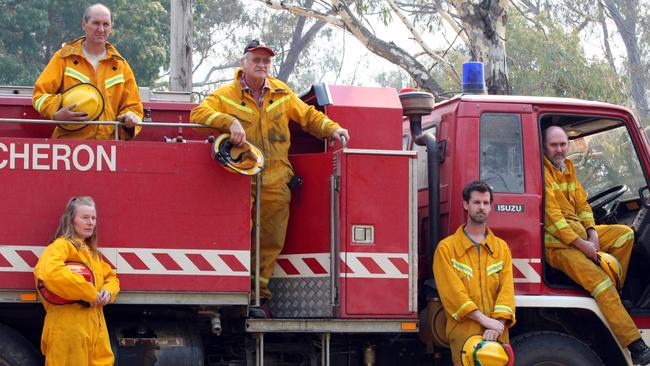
273, 252, 410, 279
0, 246, 249, 276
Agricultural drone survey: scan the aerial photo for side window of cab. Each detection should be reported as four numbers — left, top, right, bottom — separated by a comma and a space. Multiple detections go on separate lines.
480, 113, 524, 193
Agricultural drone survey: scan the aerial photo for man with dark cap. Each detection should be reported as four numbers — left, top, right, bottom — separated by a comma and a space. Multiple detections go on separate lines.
190, 40, 349, 317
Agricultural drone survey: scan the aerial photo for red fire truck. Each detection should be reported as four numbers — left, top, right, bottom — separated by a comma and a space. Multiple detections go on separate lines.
0, 78, 649, 365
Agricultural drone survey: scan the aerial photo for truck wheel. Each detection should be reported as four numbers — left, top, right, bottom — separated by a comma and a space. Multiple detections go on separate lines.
0, 324, 42, 366
511, 331, 603, 366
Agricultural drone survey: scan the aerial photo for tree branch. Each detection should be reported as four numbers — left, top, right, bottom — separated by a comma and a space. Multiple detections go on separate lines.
509, 0, 548, 41
256, 0, 444, 94
597, 0, 616, 72
256, 0, 344, 27
385, 0, 460, 84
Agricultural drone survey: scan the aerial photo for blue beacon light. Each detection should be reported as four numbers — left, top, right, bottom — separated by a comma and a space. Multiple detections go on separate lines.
462, 62, 487, 94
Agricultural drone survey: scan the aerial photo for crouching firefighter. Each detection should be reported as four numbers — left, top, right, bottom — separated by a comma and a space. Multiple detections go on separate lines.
433, 181, 516, 366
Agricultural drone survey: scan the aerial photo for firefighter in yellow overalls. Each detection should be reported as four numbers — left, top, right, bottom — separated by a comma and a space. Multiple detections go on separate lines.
190, 40, 349, 316
434, 181, 516, 366
34, 196, 119, 366
543, 125, 650, 365
32, 3, 142, 140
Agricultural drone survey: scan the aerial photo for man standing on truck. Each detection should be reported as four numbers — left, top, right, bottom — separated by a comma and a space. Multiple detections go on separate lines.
190, 40, 349, 317
32, 3, 143, 140
543, 125, 650, 365
433, 181, 516, 365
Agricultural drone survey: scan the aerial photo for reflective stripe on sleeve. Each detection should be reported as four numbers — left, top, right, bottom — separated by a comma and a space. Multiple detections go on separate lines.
552, 218, 569, 232
544, 233, 562, 245
206, 111, 222, 125
493, 305, 513, 314
578, 211, 594, 220
34, 93, 52, 112
452, 301, 475, 320
547, 219, 569, 235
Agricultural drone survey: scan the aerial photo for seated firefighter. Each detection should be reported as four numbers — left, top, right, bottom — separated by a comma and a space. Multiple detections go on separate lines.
32, 3, 142, 140
543, 125, 650, 365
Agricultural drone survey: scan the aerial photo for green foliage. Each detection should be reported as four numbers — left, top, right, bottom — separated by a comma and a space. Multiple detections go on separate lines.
374, 68, 412, 91
0, 0, 169, 87
109, 0, 169, 86
0, 0, 81, 85
572, 127, 646, 204
507, 11, 629, 105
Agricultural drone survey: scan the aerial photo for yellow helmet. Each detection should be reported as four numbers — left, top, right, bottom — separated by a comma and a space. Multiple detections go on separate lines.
211, 133, 264, 176
461, 335, 513, 366
597, 251, 623, 291
60, 82, 105, 121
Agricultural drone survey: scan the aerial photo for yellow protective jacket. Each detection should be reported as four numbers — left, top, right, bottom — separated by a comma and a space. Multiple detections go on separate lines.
34, 236, 119, 366
34, 236, 119, 307
190, 69, 342, 186
433, 225, 516, 331
544, 157, 596, 248
33, 37, 143, 140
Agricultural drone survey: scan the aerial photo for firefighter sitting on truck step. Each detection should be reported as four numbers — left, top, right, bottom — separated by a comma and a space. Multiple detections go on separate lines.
543, 125, 650, 365
190, 39, 349, 318
32, 3, 143, 140
433, 180, 516, 366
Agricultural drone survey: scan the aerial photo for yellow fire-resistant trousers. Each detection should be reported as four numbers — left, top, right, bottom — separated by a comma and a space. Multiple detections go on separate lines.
449, 322, 510, 366
546, 224, 639, 347
42, 304, 113, 366
251, 171, 292, 300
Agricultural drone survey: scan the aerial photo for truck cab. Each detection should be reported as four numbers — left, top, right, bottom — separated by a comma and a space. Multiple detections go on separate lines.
409, 93, 650, 365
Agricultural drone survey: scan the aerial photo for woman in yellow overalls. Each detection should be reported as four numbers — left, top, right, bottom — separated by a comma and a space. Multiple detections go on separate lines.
34, 196, 120, 366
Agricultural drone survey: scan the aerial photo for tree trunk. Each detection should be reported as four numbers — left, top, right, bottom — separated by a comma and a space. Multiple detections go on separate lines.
597, 1, 617, 72
603, 0, 648, 119
452, 0, 511, 95
277, 0, 327, 82
257, 0, 444, 95
170, 0, 193, 92
333, 1, 444, 95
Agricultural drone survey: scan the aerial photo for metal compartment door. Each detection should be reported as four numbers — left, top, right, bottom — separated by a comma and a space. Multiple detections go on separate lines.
339, 149, 417, 318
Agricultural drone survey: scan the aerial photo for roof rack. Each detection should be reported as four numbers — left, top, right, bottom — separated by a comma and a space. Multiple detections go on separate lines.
0, 85, 192, 103
0, 86, 34, 96
139, 87, 192, 102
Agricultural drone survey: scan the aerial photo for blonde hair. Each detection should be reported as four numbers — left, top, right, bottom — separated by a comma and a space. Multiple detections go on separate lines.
52, 196, 99, 255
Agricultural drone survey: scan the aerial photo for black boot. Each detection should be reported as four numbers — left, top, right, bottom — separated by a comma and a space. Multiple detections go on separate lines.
248, 299, 272, 319
629, 338, 650, 365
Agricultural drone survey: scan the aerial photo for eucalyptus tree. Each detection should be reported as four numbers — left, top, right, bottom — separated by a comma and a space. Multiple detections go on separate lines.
255, 0, 513, 95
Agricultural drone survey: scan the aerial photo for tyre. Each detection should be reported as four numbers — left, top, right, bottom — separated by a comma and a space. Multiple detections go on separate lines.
511, 331, 603, 366
0, 323, 42, 366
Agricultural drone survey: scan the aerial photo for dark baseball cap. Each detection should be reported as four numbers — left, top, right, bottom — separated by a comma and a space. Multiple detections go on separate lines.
243, 40, 275, 56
